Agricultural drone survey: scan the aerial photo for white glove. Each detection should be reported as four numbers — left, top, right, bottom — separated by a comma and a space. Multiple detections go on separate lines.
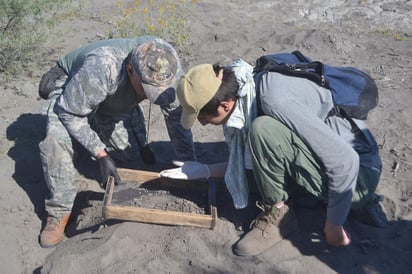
159, 161, 210, 180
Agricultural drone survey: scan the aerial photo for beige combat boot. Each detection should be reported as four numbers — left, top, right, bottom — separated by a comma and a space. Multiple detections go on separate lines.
39, 214, 71, 248
233, 202, 298, 256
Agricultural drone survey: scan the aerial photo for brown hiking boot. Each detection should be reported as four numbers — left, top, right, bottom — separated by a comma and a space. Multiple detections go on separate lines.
39, 214, 71, 248
233, 202, 298, 256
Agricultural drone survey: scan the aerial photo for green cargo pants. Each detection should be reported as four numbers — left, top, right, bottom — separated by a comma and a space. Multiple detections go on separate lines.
248, 116, 380, 208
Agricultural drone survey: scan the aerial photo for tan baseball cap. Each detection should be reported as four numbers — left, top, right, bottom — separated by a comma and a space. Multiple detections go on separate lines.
130, 39, 183, 105
177, 64, 222, 129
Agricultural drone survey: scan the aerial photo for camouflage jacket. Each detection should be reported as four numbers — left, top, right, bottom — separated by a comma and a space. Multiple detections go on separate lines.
56, 36, 195, 160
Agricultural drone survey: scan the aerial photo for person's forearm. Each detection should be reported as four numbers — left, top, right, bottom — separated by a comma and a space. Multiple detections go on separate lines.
163, 105, 196, 161
324, 219, 351, 247
58, 108, 106, 158
327, 188, 353, 225
207, 162, 228, 178
96, 150, 107, 159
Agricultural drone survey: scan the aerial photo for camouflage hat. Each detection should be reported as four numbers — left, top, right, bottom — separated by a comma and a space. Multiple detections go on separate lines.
130, 39, 183, 105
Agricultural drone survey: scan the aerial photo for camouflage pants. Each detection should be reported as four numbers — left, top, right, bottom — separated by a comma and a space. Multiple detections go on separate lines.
39, 80, 147, 218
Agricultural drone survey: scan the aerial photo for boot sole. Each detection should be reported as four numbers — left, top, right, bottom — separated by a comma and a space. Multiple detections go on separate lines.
39, 235, 65, 248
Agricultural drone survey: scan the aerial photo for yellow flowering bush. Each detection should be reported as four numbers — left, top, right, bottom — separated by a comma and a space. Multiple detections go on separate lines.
108, 0, 197, 47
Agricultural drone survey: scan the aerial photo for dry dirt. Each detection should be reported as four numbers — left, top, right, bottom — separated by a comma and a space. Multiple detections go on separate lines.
1, 0, 411, 273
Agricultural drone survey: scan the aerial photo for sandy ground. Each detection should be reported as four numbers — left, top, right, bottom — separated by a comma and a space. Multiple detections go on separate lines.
1, 0, 411, 273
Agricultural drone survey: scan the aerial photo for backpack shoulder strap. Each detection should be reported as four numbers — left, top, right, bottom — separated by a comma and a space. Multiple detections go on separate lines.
253, 72, 265, 117
291, 50, 311, 62
255, 57, 328, 88
328, 107, 372, 148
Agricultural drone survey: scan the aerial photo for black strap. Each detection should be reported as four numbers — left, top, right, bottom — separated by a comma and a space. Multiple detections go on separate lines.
38, 64, 67, 99
291, 50, 311, 62
129, 106, 156, 164
253, 72, 264, 117
254, 56, 328, 88
328, 107, 372, 152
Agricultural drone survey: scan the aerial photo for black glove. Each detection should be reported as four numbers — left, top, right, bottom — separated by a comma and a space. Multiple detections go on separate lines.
139, 144, 156, 165
98, 155, 121, 188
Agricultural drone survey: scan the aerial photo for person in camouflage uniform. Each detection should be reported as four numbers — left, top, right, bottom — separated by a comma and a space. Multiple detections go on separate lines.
38, 36, 196, 247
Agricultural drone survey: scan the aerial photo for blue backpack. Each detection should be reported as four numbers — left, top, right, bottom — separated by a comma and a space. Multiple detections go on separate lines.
253, 51, 378, 120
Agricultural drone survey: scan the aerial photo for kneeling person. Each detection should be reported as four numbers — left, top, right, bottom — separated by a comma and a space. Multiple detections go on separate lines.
38, 36, 196, 248
160, 59, 386, 256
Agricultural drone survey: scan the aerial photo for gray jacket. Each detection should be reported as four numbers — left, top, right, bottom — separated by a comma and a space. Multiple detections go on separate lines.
258, 71, 381, 225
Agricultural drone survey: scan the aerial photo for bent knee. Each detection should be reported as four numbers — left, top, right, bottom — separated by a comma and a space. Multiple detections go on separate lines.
39, 133, 72, 157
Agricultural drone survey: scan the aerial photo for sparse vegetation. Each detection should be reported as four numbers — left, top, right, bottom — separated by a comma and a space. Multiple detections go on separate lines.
107, 0, 197, 47
371, 28, 409, 42
394, 32, 408, 41
0, 0, 196, 78
0, 0, 81, 77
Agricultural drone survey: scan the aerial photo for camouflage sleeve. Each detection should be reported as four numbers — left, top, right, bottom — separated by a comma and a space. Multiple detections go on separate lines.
57, 47, 125, 157
160, 103, 196, 161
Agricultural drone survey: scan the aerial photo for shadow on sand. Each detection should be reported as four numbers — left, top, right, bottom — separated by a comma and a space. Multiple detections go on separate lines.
7, 113, 412, 274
